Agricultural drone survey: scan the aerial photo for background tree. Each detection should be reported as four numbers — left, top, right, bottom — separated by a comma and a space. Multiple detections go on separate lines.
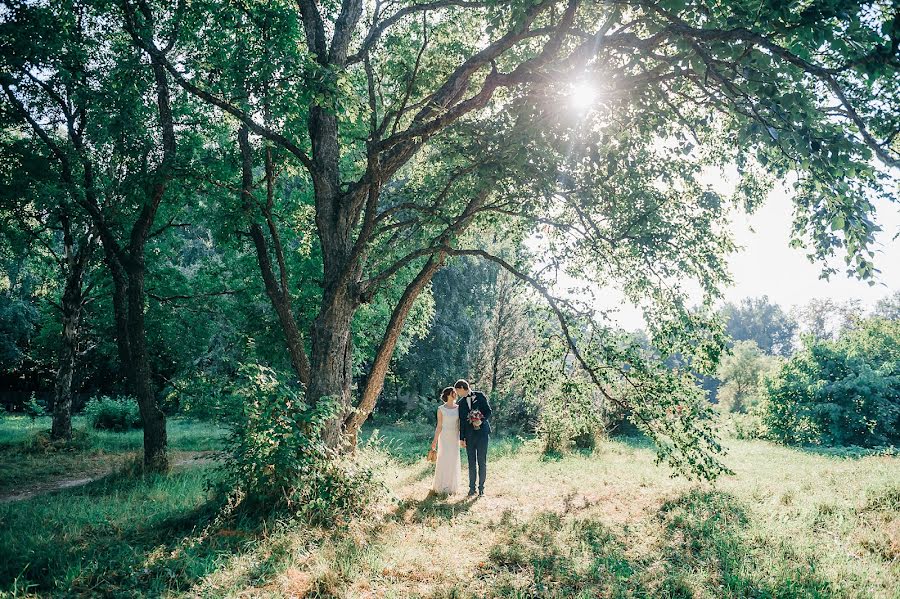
793, 297, 864, 341
0, 132, 99, 440
715, 340, 779, 413
873, 289, 900, 320
721, 296, 798, 356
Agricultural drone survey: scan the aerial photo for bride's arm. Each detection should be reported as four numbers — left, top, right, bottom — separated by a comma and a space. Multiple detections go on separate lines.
431, 408, 443, 450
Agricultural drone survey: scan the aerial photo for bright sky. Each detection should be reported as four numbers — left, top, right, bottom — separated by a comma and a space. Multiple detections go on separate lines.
589, 180, 900, 331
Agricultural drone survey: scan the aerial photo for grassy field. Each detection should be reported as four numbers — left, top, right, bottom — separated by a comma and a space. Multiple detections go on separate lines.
0, 416, 225, 497
0, 418, 897, 598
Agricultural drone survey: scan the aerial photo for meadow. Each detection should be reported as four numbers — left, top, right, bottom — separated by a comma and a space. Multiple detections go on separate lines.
0, 416, 897, 598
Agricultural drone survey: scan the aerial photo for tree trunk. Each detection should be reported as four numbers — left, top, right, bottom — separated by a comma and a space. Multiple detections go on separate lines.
342, 256, 444, 448
238, 125, 311, 385
125, 262, 168, 471
50, 274, 83, 441
308, 286, 356, 449
51, 221, 92, 442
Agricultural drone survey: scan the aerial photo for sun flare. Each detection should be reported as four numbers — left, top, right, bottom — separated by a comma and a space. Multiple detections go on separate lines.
569, 80, 596, 111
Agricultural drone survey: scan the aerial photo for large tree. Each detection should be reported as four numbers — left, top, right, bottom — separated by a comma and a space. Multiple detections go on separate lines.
124, 0, 897, 473
5, 0, 897, 476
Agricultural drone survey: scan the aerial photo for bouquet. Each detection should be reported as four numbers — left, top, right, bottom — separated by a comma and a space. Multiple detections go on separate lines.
468, 409, 484, 430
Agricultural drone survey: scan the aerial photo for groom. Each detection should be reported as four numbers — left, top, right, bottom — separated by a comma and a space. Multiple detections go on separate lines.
455, 379, 492, 497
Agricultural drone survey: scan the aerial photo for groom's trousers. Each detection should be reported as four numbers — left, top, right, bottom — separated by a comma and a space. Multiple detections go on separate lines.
465, 435, 488, 493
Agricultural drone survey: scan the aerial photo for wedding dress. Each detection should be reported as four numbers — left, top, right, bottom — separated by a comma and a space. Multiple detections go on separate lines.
432, 404, 462, 494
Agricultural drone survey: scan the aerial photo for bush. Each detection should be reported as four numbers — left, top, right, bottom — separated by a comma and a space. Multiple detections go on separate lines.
84, 396, 142, 431
535, 384, 602, 454
491, 390, 540, 433
762, 318, 900, 447
721, 411, 766, 440
23, 394, 46, 422
215, 363, 383, 522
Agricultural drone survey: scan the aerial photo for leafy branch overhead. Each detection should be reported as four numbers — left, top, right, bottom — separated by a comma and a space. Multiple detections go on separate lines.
1, 0, 896, 476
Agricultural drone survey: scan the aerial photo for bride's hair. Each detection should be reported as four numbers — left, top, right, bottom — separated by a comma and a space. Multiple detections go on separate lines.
441, 387, 455, 402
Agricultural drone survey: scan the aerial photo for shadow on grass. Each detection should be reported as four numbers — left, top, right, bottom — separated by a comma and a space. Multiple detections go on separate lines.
471, 489, 837, 598
785, 443, 898, 460
0, 465, 262, 597
390, 491, 477, 524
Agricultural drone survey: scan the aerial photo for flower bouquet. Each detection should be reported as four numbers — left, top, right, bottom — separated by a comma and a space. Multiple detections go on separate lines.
468, 409, 484, 430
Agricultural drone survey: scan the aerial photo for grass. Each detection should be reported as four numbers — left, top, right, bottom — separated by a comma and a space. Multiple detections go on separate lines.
0, 420, 897, 597
0, 415, 225, 495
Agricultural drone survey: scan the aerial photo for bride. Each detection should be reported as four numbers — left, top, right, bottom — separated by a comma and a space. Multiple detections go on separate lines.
430, 386, 462, 494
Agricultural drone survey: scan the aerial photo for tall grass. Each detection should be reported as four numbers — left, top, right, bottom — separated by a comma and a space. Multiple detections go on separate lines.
0, 420, 896, 597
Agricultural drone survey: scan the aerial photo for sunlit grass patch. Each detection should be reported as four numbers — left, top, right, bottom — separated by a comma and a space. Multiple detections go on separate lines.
0, 422, 897, 597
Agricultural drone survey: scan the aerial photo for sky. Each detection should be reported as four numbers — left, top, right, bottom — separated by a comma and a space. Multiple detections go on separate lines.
578, 179, 900, 332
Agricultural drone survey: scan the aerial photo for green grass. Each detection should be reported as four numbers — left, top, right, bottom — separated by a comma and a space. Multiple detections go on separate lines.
0, 421, 897, 597
0, 415, 225, 494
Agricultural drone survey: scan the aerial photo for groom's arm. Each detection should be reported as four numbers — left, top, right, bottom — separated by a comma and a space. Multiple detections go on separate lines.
480, 393, 493, 420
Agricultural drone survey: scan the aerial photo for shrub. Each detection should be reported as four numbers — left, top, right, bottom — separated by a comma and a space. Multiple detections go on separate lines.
215, 363, 383, 522
534, 380, 604, 454
23, 394, 46, 422
721, 410, 766, 440
762, 318, 900, 447
491, 390, 540, 432
84, 396, 142, 431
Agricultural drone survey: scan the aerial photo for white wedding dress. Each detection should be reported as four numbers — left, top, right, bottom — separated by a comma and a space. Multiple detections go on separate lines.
432, 404, 462, 494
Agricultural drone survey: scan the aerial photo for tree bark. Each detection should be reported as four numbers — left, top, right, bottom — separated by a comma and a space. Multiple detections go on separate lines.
124, 260, 168, 470
308, 285, 357, 448
50, 229, 91, 441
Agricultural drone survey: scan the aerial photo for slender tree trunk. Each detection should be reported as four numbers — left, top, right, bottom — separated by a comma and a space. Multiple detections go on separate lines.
238, 126, 311, 384
50, 274, 84, 441
342, 256, 444, 447
51, 221, 93, 442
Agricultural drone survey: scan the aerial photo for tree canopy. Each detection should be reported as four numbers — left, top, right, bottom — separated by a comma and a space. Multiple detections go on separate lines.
1, 0, 897, 477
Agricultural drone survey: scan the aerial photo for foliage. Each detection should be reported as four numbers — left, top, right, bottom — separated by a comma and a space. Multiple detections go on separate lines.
716, 340, 780, 413
393, 256, 505, 397
762, 318, 900, 447
22, 393, 45, 422
490, 389, 541, 433
84, 396, 142, 432
215, 363, 383, 521
721, 296, 798, 356
519, 339, 617, 455
0, 292, 39, 374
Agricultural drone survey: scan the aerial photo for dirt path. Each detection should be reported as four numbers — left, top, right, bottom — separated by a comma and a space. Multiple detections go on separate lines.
0, 451, 221, 504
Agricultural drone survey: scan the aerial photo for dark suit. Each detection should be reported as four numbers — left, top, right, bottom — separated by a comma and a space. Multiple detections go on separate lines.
458, 391, 492, 493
